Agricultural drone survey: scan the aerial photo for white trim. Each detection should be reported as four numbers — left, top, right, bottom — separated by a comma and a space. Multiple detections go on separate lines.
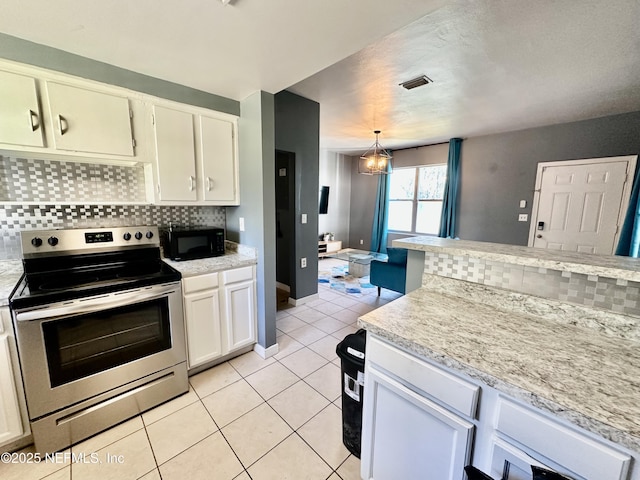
527, 155, 638, 251
254, 342, 279, 359
287, 293, 320, 306
275, 282, 290, 292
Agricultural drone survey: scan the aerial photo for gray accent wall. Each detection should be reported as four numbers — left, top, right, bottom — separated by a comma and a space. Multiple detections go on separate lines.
458, 111, 640, 245
227, 91, 277, 350
0, 32, 239, 115
348, 111, 640, 248
274, 91, 320, 300
318, 150, 351, 245
348, 157, 377, 251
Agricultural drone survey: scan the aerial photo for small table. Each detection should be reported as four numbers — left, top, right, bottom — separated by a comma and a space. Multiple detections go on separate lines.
328, 249, 388, 278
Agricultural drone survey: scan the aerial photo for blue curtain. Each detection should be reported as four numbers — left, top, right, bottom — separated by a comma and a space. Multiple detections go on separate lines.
615, 164, 640, 257
439, 138, 463, 238
370, 158, 391, 253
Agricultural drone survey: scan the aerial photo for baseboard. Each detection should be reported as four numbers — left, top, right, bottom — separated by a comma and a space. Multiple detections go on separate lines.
254, 342, 279, 359
276, 282, 290, 292
287, 293, 319, 306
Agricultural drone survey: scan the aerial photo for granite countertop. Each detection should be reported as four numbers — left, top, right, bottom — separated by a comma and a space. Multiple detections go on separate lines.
0, 260, 23, 307
394, 236, 640, 282
163, 251, 257, 277
358, 287, 640, 454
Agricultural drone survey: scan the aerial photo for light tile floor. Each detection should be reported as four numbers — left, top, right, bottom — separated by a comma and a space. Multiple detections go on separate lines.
3, 257, 401, 480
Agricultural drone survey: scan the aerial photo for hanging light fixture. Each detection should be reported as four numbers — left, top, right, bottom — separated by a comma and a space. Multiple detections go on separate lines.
358, 130, 392, 175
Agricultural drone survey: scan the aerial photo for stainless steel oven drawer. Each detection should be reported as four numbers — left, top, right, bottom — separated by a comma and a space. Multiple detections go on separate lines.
30, 362, 188, 453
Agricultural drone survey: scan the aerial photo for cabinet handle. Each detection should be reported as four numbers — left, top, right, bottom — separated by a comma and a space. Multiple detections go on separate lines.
57, 114, 68, 135
188, 176, 195, 191
28, 109, 40, 132
206, 177, 213, 191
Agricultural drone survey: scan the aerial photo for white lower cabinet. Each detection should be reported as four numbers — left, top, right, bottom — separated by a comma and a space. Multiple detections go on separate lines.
0, 307, 27, 448
221, 267, 257, 352
182, 266, 256, 370
362, 334, 638, 480
491, 398, 632, 480
361, 364, 474, 480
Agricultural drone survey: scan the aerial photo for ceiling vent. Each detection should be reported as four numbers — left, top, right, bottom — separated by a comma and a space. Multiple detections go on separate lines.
399, 75, 433, 90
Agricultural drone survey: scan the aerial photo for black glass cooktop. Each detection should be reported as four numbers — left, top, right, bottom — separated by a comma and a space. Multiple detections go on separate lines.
10, 248, 181, 310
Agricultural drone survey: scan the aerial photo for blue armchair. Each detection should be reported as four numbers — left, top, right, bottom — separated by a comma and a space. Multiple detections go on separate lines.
370, 247, 425, 296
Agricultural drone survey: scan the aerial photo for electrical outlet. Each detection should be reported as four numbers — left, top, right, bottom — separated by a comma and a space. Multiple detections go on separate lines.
239, 217, 245, 231
359, 239, 364, 245
301, 257, 307, 268
518, 214, 528, 222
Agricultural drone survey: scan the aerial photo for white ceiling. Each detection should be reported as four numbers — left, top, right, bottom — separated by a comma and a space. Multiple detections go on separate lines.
0, 0, 639, 154
289, 0, 640, 153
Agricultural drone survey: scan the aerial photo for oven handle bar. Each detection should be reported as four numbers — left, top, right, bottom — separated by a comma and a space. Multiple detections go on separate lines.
14, 282, 180, 322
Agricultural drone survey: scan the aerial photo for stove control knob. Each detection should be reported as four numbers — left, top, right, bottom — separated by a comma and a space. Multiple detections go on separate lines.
146, 231, 154, 239
48, 236, 59, 247
31, 237, 43, 247
123, 232, 132, 241
135, 231, 143, 240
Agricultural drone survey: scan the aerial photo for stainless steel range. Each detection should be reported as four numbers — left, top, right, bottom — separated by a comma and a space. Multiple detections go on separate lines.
9, 226, 188, 453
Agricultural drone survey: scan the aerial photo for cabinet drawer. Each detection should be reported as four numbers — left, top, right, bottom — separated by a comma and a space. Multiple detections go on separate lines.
222, 266, 253, 284
183, 272, 219, 293
367, 336, 479, 418
495, 398, 631, 480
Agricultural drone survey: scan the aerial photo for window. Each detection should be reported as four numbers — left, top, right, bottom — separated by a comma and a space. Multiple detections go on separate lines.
388, 164, 447, 234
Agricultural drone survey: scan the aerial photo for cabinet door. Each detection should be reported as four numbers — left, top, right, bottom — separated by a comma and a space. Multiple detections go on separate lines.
222, 279, 256, 353
153, 105, 198, 202
490, 438, 558, 480
0, 336, 23, 444
183, 288, 223, 368
0, 70, 45, 147
199, 115, 237, 203
46, 81, 134, 156
361, 364, 474, 480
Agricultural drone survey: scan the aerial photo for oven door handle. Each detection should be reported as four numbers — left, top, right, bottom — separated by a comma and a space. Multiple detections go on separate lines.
14, 283, 180, 322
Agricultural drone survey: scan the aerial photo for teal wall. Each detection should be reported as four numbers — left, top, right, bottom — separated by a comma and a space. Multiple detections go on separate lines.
0, 32, 239, 115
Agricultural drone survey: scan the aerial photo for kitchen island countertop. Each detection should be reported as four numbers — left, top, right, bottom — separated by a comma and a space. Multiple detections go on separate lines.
394, 235, 640, 282
358, 286, 640, 454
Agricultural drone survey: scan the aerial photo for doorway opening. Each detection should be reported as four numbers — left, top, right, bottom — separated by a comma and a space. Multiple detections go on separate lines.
275, 150, 296, 310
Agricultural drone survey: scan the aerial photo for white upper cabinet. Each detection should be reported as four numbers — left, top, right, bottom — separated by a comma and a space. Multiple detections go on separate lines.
151, 101, 239, 205
0, 70, 45, 147
45, 81, 134, 157
199, 115, 237, 203
153, 105, 198, 202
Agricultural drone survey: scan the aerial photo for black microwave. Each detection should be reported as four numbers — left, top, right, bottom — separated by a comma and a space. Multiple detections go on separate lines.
163, 227, 225, 261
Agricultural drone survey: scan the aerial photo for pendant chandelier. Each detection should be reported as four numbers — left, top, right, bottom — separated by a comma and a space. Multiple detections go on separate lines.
358, 130, 392, 175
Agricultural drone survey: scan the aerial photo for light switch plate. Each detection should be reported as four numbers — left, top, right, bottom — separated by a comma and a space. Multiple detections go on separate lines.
302, 213, 307, 224
519, 200, 527, 208
239, 217, 245, 231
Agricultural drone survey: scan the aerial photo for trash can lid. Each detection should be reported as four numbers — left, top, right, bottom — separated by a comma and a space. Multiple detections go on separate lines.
336, 328, 367, 361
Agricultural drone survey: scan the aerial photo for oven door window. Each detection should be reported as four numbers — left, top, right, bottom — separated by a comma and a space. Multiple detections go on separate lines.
43, 298, 172, 387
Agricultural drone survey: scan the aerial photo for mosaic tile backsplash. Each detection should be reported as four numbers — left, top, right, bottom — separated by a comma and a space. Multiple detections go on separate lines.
0, 204, 226, 260
423, 252, 640, 317
0, 156, 226, 260
1, 156, 147, 203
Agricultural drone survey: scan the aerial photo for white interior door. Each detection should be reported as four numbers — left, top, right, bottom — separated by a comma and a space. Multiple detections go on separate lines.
529, 156, 636, 255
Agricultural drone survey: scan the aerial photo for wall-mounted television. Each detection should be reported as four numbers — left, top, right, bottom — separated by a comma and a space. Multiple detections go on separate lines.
319, 186, 330, 214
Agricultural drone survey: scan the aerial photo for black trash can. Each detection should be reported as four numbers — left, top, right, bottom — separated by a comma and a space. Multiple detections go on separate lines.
336, 328, 367, 458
